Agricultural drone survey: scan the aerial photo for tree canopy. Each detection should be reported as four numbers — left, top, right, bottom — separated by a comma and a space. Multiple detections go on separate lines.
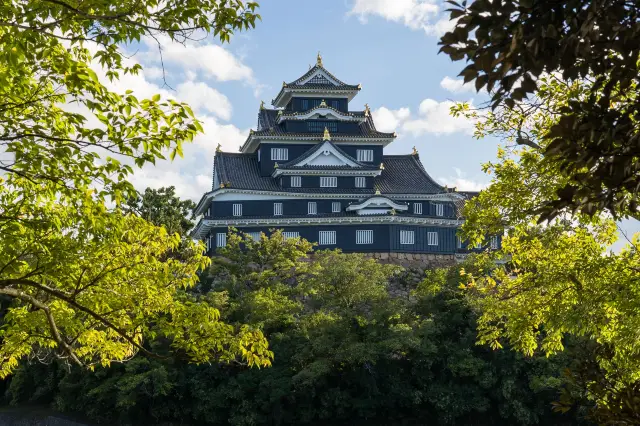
453, 75, 640, 418
0, 0, 271, 375
440, 0, 640, 220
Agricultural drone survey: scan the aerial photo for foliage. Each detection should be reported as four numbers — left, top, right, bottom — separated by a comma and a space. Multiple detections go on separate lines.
123, 186, 196, 236
0, 0, 268, 373
3, 233, 591, 425
453, 75, 640, 418
440, 0, 640, 220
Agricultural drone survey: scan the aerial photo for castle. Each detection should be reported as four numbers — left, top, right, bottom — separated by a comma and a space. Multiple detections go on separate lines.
193, 55, 497, 255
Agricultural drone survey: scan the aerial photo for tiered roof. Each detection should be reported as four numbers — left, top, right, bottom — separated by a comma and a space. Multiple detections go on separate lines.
271, 53, 361, 107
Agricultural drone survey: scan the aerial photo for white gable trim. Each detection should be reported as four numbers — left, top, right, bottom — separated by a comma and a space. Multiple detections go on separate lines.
276, 107, 364, 123
346, 196, 409, 212
297, 68, 340, 86
285, 141, 361, 169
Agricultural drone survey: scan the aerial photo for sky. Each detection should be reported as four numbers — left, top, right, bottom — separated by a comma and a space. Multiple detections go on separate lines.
100, 0, 638, 249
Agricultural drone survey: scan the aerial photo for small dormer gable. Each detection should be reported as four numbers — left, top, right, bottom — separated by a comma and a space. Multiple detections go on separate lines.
346, 195, 409, 216
296, 140, 362, 168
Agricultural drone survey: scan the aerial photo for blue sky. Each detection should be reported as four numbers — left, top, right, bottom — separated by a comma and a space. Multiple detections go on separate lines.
105, 0, 637, 248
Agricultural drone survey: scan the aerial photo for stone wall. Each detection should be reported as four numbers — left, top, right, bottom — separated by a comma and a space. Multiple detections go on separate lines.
359, 252, 457, 269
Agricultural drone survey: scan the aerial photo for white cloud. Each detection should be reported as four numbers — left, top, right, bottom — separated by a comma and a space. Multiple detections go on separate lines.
371, 107, 410, 133
347, 0, 453, 36
143, 35, 255, 85
374, 99, 478, 137
440, 76, 475, 94
402, 99, 477, 136
439, 168, 488, 192
175, 81, 233, 121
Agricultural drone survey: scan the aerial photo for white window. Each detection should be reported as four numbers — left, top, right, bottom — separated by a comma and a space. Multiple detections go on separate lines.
320, 176, 337, 187
282, 231, 300, 240
427, 232, 438, 246
308, 202, 317, 215
274, 202, 283, 216
271, 147, 288, 161
332, 202, 341, 213
205, 236, 211, 251
490, 235, 499, 249
476, 241, 483, 249
232, 203, 242, 216
413, 203, 422, 214
291, 176, 301, 187
216, 233, 227, 247
435, 203, 444, 217
400, 230, 415, 245
319, 230, 336, 245
357, 149, 374, 162
246, 232, 261, 241
457, 236, 463, 249
355, 177, 366, 188
356, 230, 373, 244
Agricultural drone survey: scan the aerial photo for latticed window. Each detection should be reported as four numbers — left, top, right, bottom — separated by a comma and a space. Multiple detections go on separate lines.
457, 236, 463, 249
291, 176, 301, 187
435, 203, 444, 216
355, 177, 366, 188
308, 74, 331, 85
400, 230, 415, 245
490, 236, 499, 249
307, 121, 338, 133
216, 233, 227, 247
332, 202, 341, 213
357, 149, 374, 162
330, 100, 340, 109
356, 230, 373, 244
246, 232, 261, 241
320, 177, 337, 187
428, 232, 438, 246
308, 202, 317, 215
271, 147, 288, 161
319, 231, 336, 245
273, 203, 283, 216
413, 203, 423, 214
282, 232, 299, 240
232, 203, 242, 216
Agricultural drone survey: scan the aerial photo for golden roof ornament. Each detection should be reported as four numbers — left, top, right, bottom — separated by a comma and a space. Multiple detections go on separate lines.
259, 100, 265, 110
390, 208, 397, 216
316, 51, 323, 67
323, 126, 331, 141
412, 146, 418, 155
274, 162, 279, 169
375, 189, 381, 195
282, 81, 286, 87
219, 183, 225, 188
216, 143, 221, 153
364, 103, 370, 117
320, 99, 327, 107
379, 162, 385, 170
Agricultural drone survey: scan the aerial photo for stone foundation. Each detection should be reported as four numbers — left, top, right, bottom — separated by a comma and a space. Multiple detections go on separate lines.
358, 252, 456, 269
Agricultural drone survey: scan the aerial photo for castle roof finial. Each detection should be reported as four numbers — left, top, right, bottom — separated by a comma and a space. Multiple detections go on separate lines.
364, 103, 370, 116
260, 100, 265, 110
320, 99, 327, 107
216, 143, 221, 153
412, 146, 418, 155
323, 126, 331, 141
317, 51, 323, 67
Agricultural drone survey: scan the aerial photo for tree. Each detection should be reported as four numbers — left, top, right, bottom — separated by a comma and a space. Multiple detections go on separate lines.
3, 234, 589, 425
440, 0, 640, 220
0, 0, 271, 375
123, 186, 196, 236
453, 75, 640, 418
